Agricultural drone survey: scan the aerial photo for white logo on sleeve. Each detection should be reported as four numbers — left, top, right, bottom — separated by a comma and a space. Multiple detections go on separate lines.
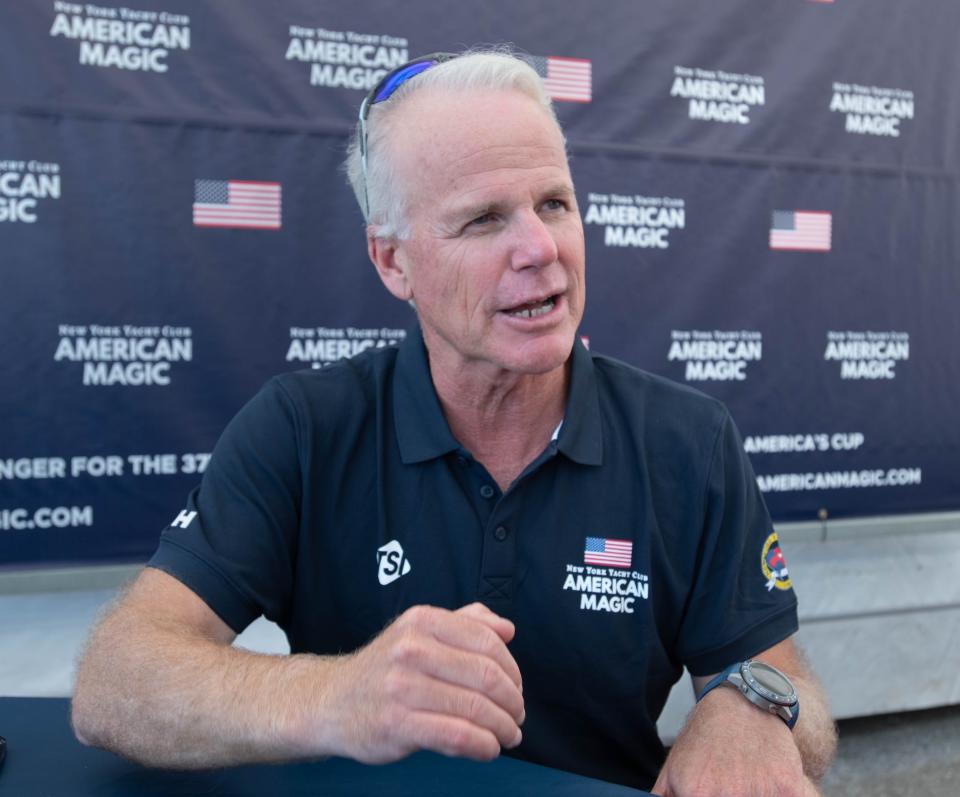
171, 509, 197, 529
377, 540, 412, 586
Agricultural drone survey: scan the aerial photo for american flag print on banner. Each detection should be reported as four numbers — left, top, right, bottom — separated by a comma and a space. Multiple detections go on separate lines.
193, 179, 282, 229
769, 210, 832, 252
584, 537, 633, 568
528, 55, 592, 102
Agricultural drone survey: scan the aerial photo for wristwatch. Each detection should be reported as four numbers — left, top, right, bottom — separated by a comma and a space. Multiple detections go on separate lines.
696, 659, 800, 729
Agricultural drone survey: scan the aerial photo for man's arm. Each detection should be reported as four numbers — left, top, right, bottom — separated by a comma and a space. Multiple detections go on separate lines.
72, 567, 524, 768
652, 637, 837, 797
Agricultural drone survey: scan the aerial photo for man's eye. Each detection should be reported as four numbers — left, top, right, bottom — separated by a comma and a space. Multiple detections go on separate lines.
469, 213, 496, 227
543, 198, 567, 212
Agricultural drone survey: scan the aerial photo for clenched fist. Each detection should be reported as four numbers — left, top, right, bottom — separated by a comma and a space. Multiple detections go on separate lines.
309, 603, 525, 764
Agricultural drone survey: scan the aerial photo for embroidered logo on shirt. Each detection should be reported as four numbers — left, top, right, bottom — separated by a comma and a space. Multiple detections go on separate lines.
170, 509, 197, 529
562, 537, 648, 614
377, 540, 412, 586
761, 531, 792, 592
584, 536, 633, 569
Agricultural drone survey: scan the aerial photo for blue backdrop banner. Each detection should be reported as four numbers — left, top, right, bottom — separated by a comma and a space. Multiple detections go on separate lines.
2, 0, 958, 565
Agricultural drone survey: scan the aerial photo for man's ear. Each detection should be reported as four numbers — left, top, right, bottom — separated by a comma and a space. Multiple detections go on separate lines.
367, 232, 413, 302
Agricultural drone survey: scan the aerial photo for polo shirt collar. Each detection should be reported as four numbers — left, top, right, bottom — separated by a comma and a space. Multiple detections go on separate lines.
393, 327, 461, 464
557, 336, 603, 466
393, 327, 603, 466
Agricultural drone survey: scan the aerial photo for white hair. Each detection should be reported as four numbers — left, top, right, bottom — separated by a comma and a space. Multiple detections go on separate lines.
344, 47, 564, 239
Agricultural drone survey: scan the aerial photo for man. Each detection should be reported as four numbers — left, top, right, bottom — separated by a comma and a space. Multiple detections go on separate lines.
72, 50, 836, 794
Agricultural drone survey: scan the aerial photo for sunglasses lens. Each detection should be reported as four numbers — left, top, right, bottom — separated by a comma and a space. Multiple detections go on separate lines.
372, 59, 441, 103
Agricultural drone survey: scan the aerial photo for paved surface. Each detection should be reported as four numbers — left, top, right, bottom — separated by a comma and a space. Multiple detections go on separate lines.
822, 704, 960, 796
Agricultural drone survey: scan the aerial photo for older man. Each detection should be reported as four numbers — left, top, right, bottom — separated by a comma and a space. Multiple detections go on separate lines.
72, 50, 836, 794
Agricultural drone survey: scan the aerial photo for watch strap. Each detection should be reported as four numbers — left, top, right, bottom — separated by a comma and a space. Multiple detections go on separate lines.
696, 661, 740, 703
696, 661, 800, 730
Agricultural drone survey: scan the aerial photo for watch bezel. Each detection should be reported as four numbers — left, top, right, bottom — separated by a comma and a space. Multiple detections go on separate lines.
739, 660, 798, 706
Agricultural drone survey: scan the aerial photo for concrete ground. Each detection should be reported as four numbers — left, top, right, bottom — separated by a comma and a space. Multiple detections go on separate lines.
822, 704, 960, 797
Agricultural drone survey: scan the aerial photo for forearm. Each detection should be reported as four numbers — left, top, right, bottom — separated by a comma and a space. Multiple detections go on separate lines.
659, 687, 819, 797
73, 570, 524, 769
690, 645, 836, 780
657, 641, 837, 797
72, 609, 340, 768
681, 678, 836, 778
786, 667, 837, 782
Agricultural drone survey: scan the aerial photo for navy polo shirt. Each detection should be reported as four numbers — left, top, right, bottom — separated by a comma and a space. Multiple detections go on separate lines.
150, 326, 798, 791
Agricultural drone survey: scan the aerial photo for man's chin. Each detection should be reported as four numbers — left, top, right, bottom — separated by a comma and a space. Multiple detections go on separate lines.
498, 333, 575, 375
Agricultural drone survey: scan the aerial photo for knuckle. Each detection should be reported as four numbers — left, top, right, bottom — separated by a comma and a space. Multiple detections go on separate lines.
476, 627, 500, 654
464, 602, 490, 619
379, 704, 405, 735
390, 633, 425, 666
402, 604, 433, 629
462, 691, 488, 723
446, 724, 476, 756
477, 660, 501, 694
381, 669, 409, 701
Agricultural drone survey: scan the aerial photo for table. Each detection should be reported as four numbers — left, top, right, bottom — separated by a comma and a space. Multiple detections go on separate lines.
0, 697, 649, 796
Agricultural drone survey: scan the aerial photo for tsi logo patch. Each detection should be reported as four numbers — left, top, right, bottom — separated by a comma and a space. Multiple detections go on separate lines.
376, 540, 411, 586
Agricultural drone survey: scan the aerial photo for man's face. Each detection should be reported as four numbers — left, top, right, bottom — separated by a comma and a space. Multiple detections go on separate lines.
384, 88, 586, 379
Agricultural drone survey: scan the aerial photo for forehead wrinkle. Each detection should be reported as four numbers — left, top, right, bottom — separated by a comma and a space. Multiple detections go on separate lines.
445, 142, 565, 176
445, 150, 572, 195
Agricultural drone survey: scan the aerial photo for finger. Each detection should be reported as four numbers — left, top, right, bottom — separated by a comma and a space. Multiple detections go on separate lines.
403, 711, 503, 761
391, 633, 524, 723
455, 602, 516, 643
398, 670, 522, 749
411, 608, 523, 690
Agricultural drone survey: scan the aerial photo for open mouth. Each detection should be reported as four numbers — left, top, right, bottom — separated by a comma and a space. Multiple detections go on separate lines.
504, 295, 557, 319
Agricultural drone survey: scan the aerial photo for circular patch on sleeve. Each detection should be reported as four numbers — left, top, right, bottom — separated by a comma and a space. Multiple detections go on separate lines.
761, 532, 792, 592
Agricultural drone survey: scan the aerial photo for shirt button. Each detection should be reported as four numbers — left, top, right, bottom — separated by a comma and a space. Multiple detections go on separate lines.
494, 525, 508, 541
480, 485, 495, 499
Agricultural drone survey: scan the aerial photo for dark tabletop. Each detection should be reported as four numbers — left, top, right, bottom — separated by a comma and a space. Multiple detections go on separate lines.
0, 697, 649, 796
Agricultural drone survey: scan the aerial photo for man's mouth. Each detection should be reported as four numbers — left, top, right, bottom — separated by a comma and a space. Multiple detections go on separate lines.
504, 295, 557, 319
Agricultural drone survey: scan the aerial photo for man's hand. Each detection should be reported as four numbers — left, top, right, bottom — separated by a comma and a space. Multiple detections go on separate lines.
652, 639, 835, 797
311, 602, 525, 764
652, 686, 820, 797
73, 570, 524, 770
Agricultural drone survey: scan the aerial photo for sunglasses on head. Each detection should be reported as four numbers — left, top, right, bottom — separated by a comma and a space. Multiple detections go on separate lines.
357, 53, 458, 219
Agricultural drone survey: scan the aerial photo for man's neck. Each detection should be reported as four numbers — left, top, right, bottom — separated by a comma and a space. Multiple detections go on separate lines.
427, 353, 568, 492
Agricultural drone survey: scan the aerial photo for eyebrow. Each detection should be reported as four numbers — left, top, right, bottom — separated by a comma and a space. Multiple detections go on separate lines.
447, 199, 506, 225
536, 182, 577, 204
446, 183, 577, 225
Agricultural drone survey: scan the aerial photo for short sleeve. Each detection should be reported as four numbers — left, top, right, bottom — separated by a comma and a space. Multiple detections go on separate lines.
148, 378, 302, 634
675, 410, 798, 676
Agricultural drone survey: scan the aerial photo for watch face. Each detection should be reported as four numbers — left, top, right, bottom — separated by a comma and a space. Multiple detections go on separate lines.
744, 661, 796, 703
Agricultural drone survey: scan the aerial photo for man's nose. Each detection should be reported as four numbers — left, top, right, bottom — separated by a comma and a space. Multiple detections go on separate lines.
509, 210, 559, 270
